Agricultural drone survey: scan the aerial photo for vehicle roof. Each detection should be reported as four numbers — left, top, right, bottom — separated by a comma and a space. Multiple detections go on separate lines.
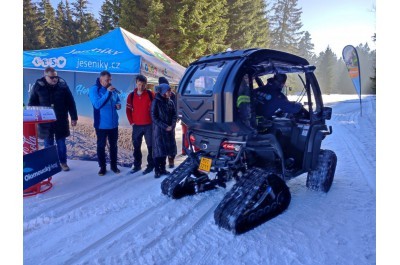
192, 48, 309, 66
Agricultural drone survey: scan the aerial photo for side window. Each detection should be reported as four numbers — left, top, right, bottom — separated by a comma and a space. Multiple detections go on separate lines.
183, 64, 225, 96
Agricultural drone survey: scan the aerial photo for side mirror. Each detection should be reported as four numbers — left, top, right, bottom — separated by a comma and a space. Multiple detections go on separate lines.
322, 107, 332, 120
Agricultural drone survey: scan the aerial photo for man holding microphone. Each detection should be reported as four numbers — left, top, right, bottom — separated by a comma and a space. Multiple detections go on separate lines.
89, 70, 121, 176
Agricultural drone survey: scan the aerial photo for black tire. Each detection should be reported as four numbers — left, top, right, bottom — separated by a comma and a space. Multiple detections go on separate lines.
306, 149, 337, 192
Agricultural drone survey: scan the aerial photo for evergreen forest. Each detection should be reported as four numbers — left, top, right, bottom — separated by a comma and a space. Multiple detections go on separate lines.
23, 0, 376, 94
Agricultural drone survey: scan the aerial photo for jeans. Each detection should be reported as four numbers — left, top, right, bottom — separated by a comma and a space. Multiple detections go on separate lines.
44, 136, 67, 164
95, 128, 119, 168
132, 124, 153, 169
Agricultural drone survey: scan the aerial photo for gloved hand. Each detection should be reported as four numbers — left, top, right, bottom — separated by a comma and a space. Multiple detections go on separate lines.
274, 109, 284, 117
294, 106, 309, 119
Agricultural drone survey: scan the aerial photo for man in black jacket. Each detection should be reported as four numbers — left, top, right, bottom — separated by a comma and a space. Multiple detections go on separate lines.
255, 73, 307, 120
28, 67, 78, 171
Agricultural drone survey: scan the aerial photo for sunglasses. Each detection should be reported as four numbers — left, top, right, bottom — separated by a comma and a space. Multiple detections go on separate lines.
47, 76, 59, 80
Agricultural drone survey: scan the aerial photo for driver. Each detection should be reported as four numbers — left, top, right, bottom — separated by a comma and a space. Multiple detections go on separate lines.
255, 73, 308, 119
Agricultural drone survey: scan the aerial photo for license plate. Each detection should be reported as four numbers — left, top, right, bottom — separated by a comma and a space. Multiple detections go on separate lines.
198, 157, 212, 173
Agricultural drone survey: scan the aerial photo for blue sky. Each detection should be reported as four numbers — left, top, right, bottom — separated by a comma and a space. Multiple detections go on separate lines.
298, 0, 375, 56
48, 0, 376, 56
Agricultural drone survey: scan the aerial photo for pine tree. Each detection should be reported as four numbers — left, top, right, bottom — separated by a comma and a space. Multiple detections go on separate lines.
54, 0, 68, 47
336, 60, 355, 94
225, 0, 270, 49
268, 0, 303, 53
297, 31, 315, 63
120, 0, 151, 36
119, 0, 229, 66
99, 0, 121, 34
23, 0, 45, 50
142, 0, 164, 45
64, 0, 78, 45
252, 0, 270, 48
355, 43, 375, 94
37, 0, 58, 48
168, 0, 228, 66
72, 0, 100, 43
156, 0, 182, 58
315, 46, 337, 94
370, 34, 376, 94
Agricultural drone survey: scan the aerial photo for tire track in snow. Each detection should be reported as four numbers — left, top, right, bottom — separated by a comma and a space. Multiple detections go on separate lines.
25, 171, 149, 221
330, 97, 375, 192
138, 198, 211, 254
117, 197, 217, 265
159, 194, 224, 265
93, 191, 225, 265
63, 198, 173, 265
337, 128, 375, 192
77, 195, 220, 265
167, 203, 219, 265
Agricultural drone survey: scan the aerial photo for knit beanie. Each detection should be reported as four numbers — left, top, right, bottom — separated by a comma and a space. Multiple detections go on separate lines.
158, 76, 169, 85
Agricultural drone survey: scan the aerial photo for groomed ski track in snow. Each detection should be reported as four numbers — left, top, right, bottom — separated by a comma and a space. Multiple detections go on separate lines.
23, 95, 376, 265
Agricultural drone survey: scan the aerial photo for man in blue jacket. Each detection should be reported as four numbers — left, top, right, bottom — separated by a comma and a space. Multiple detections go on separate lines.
255, 73, 307, 119
89, 71, 121, 176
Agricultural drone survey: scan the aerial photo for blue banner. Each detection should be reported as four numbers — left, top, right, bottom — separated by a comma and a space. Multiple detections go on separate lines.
23, 146, 61, 190
23, 28, 141, 74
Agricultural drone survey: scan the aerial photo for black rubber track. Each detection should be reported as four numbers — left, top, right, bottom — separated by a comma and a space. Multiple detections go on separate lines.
214, 167, 291, 234
161, 157, 198, 199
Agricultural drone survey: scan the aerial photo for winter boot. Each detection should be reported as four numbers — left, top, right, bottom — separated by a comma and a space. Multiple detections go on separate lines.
60, 163, 70, 171
160, 168, 170, 176
98, 166, 107, 176
154, 169, 161, 178
130, 166, 141, 174
168, 157, 175, 168
143, 165, 154, 175
111, 165, 120, 174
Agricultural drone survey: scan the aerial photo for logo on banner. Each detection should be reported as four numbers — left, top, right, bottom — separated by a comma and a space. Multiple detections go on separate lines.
162, 68, 172, 79
65, 48, 123, 56
154, 52, 171, 63
23, 163, 34, 173
23, 146, 61, 190
143, 63, 159, 76
342, 45, 361, 97
32, 56, 67, 68
136, 43, 154, 56
23, 135, 38, 155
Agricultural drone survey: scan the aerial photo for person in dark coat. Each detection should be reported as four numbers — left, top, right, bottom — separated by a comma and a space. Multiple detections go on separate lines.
255, 73, 308, 119
28, 66, 78, 171
158, 77, 178, 168
151, 83, 178, 178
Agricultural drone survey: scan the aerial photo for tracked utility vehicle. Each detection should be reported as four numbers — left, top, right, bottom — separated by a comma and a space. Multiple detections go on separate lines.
161, 49, 337, 234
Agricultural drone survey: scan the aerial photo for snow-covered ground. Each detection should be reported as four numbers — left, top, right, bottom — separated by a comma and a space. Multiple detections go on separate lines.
23, 95, 376, 265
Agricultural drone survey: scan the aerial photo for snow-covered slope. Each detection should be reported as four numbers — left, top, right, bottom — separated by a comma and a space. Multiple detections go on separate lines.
23, 95, 376, 265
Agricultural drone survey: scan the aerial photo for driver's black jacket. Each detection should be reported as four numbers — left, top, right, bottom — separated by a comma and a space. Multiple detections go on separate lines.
254, 79, 302, 119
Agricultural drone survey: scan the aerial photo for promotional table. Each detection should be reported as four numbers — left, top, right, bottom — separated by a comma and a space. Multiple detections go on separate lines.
23, 107, 59, 197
